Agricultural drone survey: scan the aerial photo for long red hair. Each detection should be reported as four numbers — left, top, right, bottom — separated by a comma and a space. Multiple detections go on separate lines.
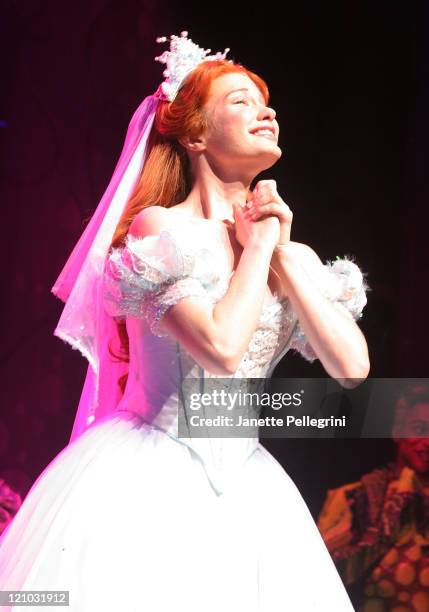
108, 59, 270, 393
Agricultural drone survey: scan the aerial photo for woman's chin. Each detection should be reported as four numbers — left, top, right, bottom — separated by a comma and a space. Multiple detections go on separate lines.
255, 146, 283, 170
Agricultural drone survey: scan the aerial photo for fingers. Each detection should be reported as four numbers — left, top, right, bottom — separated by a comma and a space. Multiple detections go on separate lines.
248, 201, 293, 221
249, 181, 289, 210
233, 201, 256, 225
253, 180, 278, 204
238, 190, 291, 224
254, 179, 277, 194
233, 201, 247, 218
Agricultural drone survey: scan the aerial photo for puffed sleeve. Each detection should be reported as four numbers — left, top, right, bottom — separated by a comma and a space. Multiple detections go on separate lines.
102, 230, 227, 337
289, 257, 370, 363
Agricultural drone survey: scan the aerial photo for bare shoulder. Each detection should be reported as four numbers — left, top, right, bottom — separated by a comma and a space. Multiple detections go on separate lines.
128, 205, 175, 238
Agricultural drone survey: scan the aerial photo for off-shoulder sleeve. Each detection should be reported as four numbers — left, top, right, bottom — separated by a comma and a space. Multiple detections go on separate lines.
102, 230, 225, 337
289, 257, 370, 363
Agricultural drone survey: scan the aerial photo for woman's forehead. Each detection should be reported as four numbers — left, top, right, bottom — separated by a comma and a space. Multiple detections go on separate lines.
209, 73, 263, 102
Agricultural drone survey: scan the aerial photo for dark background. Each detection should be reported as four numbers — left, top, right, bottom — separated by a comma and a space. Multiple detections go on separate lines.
0, 0, 427, 537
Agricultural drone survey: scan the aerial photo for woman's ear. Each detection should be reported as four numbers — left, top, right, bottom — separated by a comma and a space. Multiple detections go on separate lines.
178, 131, 207, 153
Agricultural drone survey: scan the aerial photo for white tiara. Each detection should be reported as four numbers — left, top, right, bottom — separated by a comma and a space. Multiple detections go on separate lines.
154, 31, 231, 102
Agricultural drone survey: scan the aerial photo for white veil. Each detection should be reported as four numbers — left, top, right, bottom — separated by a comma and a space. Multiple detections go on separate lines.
51, 94, 159, 443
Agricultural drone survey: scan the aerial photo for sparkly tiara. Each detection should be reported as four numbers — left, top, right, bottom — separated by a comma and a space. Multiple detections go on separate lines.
154, 30, 231, 102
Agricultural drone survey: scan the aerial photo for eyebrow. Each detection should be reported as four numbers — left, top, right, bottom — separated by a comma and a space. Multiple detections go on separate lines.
225, 88, 266, 105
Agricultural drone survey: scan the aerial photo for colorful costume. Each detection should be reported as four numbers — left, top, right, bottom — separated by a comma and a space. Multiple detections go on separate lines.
318, 463, 429, 611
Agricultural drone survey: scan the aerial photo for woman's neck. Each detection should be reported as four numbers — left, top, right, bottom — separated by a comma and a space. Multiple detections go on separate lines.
180, 175, 252, 222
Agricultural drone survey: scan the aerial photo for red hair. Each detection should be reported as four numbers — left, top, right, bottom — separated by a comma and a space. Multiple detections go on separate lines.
109, 59, 270, 392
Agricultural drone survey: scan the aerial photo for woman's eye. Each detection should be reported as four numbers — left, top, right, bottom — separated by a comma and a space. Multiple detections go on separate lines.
234, 99, 247, 104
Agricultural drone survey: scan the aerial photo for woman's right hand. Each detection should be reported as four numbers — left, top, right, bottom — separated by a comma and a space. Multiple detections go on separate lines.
232, 201, 280, 250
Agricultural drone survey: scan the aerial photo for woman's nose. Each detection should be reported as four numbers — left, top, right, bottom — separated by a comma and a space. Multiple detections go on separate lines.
260, 105, 276, 121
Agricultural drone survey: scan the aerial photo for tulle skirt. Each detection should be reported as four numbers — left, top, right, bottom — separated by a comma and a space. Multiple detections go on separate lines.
0, 410, 353, 611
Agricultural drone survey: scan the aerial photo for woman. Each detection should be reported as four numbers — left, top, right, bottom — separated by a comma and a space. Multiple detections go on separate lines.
0, 32, 369, 610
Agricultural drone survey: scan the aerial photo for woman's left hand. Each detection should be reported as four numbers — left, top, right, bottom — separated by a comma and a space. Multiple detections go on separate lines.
246, 180, 293, 246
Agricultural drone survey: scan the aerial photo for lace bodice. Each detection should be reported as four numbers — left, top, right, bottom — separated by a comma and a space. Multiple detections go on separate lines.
101, 214, 368, 494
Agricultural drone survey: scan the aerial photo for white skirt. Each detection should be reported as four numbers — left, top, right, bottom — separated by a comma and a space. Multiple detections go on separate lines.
0, 410, 354, 611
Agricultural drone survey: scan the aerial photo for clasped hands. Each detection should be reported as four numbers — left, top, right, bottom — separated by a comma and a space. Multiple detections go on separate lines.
235, 180, 293, 250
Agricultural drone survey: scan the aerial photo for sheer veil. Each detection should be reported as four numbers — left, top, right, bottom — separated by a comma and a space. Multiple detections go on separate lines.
51, 94, 159, 444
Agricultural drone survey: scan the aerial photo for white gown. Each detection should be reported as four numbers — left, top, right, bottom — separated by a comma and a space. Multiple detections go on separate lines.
0, 215, 367, 611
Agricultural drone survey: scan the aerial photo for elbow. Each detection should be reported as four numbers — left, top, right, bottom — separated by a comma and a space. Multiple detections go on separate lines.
204, 360, 237, 377
218, 352, 241, 376
195, 344, 239, 377
210, 340, 242, 376
338, 354, 370, 389
220, 358, 241, 376
333, 322, 370, 389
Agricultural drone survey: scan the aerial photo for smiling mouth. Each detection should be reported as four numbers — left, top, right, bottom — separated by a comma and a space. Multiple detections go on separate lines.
251, 131, 277, 141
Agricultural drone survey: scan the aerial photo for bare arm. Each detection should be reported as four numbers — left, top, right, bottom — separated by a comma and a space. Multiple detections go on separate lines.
239, 180, 369, 386
128, 206, 279, 375
271, 243, 370, 387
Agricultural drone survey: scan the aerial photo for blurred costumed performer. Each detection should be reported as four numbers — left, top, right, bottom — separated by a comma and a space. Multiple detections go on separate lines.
318, 385, 429, 611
